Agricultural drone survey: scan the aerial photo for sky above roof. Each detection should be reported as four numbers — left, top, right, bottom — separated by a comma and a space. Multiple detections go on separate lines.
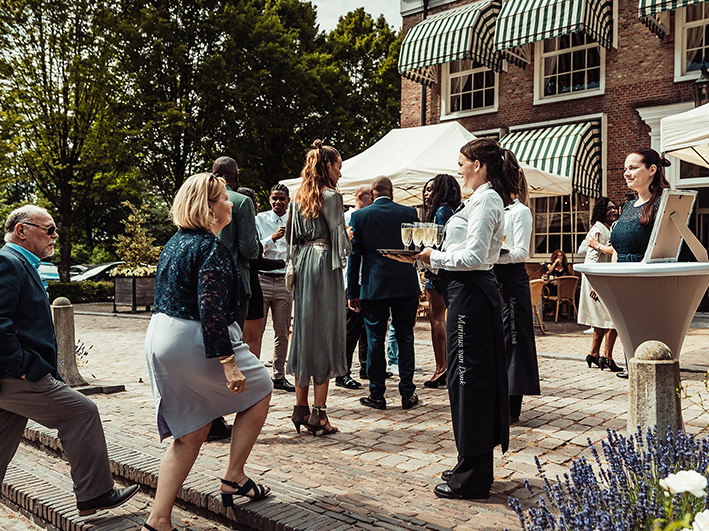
309, 1, 402, 32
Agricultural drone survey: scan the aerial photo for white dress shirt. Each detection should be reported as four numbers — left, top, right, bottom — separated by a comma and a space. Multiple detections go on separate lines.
496, 198, 532, 265
429, 182, 504, 271
255, 209, 288, 274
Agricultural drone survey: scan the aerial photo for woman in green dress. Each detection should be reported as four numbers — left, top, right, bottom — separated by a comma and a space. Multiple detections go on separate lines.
287, 139, 351, 435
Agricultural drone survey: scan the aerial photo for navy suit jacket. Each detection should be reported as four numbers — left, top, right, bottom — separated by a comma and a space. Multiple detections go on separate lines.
0, 245, 58, 382
347, 197, 421, 301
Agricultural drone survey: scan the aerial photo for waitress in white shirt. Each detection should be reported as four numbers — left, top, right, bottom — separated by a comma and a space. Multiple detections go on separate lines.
414, 138, 519, 500
493, 174, 540, 425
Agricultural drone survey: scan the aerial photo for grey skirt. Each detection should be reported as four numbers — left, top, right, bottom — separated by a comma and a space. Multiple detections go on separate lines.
145, 313, 273, 441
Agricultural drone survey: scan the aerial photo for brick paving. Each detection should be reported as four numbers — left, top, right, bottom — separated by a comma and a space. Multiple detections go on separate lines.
2, 303, 709, 530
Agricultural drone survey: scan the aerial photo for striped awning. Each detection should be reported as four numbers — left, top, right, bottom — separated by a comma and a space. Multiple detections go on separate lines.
500, 121, 602, 197
495, 0, 614, 64
639, 0, 707, 37
399, 0, 502, 86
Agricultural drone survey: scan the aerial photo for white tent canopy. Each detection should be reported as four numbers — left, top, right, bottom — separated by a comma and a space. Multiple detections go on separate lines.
661, 103, 709, 168
280, 122, 572, 206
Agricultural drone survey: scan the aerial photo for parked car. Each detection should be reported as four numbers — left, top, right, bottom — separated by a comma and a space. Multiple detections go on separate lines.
70, 261, 124, 282
69, 264, 90, 276
38, 262, 60, 282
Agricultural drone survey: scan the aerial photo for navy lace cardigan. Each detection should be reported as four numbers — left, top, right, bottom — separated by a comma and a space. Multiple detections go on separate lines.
153, 229, 246, 358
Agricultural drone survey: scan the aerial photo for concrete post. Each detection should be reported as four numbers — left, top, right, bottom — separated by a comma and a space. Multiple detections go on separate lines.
51, 297, 87, 387
628, 340, 683, 437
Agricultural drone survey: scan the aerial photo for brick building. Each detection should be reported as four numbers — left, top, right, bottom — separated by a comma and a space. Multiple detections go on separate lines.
398, 0, 709, 265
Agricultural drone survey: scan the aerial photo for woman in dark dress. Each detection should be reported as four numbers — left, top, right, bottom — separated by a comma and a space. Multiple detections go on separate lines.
611, 147, 671, 263
493, 172, 540, 423
400, 138, 520, 500
422, 174, 461, 388
609, 147, 671, 378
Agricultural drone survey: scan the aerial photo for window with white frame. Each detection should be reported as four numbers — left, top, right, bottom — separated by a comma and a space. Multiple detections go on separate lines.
535, 33, 604, 103
677, 4, 709, 79
442, 59, 496, 118
532, 193, 591, 257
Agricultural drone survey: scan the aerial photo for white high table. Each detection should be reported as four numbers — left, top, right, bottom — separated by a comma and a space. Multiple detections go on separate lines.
574, 263, 709, 361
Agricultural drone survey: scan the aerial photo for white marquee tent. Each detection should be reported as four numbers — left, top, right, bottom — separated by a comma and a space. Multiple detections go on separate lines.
661, 103, 709, 168
280, 122, 572, 206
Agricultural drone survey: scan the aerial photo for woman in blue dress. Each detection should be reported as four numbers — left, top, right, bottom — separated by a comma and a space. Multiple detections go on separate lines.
421, 174, 461, 388
142, 173, 273, 531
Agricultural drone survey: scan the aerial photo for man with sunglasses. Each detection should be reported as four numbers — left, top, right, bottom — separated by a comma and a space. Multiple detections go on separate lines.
0, 205, 139, 516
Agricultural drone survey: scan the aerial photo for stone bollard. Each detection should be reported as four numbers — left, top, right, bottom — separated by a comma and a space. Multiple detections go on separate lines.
51, 297, 87, 387
628, 340, 683, 437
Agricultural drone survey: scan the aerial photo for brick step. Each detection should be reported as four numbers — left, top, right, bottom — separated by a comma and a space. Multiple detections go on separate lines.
10, 424, 433, 531
1, 442, 235, 531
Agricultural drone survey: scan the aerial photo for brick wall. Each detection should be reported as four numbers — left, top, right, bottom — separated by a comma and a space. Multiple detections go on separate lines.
400, 0, 696, 205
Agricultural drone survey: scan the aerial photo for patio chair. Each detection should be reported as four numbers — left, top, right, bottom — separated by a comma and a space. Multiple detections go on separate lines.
529, 279, 546, 334
546, 275, 579, 322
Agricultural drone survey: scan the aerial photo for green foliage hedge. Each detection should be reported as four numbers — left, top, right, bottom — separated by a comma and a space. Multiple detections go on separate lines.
47, 281, 113, 304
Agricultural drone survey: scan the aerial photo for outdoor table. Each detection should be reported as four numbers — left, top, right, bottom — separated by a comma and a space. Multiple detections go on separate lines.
574, 263, 709, 361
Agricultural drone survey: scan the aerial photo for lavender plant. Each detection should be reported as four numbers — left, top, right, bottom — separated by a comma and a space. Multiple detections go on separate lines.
508, 427, 709, 530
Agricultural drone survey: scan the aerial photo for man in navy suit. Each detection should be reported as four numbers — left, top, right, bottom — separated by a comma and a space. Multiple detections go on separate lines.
0, 205, 138, 516
347, 177, 421, 410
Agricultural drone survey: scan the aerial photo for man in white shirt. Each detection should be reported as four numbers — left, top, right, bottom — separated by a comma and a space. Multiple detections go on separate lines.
255, 183, 295, 392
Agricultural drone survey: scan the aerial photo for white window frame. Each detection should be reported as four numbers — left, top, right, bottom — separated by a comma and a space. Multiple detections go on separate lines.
440, 60, 498, 120
533, 36, 606, 105
674, 5, 709, 82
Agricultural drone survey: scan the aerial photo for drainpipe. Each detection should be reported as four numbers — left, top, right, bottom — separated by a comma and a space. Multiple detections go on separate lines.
420, 0, 429, 126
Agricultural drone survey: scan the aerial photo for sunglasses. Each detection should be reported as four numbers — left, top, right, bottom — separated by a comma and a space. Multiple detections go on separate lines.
23, 222, 58, 236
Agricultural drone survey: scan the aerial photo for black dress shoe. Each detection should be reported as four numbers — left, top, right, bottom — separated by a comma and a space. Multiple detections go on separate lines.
617, 370, 629, 379
206, 416, 232, 441
359, 370, 369, 380
441, 470, 453, 481
273, 376, 296, 392
434, 483, 489, 500
385, 371, 394, 379
360, 395, 386, 410
77, 484, 140, 516
335, 375, 362, 389
401, 393, 419, 410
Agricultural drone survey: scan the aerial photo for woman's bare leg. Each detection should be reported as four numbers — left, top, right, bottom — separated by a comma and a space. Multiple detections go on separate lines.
294, 377, 309, 407
603, 329, 618, 359
243, 318, 265, 358
590, 327, 604, 357
142, 423, 211, 531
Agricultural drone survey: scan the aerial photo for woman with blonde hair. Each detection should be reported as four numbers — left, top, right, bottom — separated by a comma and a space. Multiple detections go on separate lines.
287, 140, 351, 435
142, 173, 272, 531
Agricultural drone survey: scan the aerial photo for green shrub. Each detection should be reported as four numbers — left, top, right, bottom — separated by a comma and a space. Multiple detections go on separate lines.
47, 281, 113, 303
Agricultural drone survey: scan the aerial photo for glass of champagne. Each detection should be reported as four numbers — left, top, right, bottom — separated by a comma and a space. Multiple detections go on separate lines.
423, 223, 437, 248
401, 223, 413, 250
412, 222, 424, 250
436, 225, 444, 248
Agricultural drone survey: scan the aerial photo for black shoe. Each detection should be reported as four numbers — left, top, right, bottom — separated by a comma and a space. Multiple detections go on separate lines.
335, 375, 362, 389
77, 485, 140, 516
617, 370, 629, 379
401, 393, 419, 410
424, 373, 447, 388
586, 354, 600, 368
206, 416, 232, 441
434, 483, 489, 500
385, 371, 394, 379
360, 395, 386, 410
273, 376, 296, 392
441, 470, 453, 481
359, 370, 369, 380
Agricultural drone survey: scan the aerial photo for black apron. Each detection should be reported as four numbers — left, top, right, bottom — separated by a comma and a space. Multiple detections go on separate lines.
441, 269, 509, 456
493, 263, 541, 396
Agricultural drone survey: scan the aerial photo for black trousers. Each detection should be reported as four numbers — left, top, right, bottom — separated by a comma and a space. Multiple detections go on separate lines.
345, 306, 368, 376
448, 452, 494, 497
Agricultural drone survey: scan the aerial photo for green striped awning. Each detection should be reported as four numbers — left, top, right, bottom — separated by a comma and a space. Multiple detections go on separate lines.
639, 0, 707, 36
495, 0, 614, 61
500, 121, 602, 197
399, 0, 502, 86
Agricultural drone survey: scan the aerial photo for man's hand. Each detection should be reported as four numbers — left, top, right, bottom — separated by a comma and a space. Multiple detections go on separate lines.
348, 298, 361, 312
416, 247, 433, 266
346, 225, 354, 240
272, 226, 286, 241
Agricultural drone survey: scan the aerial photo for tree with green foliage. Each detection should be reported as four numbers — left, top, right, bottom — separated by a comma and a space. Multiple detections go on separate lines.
0, 0, 132, 280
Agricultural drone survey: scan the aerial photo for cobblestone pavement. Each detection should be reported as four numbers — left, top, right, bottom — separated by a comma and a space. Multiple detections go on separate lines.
5, 303, 709, 530
0, 502, 44, 531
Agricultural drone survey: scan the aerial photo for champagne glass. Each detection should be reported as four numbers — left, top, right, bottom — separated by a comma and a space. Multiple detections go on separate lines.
423, 223, 437, 248
412, 222, 424, 250
436, 225, 444, 248
401, 223, 413, 250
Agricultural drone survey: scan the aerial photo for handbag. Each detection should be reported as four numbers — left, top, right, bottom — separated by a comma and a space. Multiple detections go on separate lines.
284, 206, 295, 292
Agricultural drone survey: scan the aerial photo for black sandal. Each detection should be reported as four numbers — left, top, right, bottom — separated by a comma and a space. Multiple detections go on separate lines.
220, 477, 271, 506
142, 523, 177, 531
